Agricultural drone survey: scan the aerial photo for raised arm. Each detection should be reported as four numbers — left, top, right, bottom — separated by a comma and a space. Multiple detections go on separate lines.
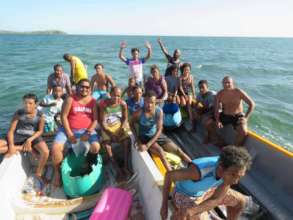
144, 41, 152, 61
160, 165, 201, 220
240, 89, 255, 119
118, 41, 128, 63
157, 38, 169, 58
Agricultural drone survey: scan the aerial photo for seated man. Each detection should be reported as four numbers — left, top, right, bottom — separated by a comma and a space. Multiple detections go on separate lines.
39, 85, 64, 133
215, 76, 255, 146
90, 63, 115, 100
99, 87, 131, 177
161, 145, 252, 220
193, 80, 217, 143
130, 91, 191, 172
126, 86, 144, 115
51, 79, 100, 187
0, 94, 49, 180
47, 64, 72, 96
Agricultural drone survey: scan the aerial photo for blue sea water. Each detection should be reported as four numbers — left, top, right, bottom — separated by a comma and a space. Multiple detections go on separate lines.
0, 35, 292, 151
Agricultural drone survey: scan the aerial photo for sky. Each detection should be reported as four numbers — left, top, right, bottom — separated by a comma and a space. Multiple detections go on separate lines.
1, 0, 293, 37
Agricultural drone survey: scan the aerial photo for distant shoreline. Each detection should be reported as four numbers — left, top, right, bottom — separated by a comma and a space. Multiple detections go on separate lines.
0, 30, 67, 35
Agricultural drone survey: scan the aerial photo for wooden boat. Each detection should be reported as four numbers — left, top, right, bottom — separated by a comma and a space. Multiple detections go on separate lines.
1, 123, 292, 220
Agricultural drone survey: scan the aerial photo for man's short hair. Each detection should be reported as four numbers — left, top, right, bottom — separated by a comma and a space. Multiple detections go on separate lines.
198, 80, 208, 87
131, 48, 140, 53
63, 53, 70, 60
167, 65, 178, 73
53, 64, 63, 71
219, 146, 252, 170
23, 93, 38, 103
94, 63, 104, 69
144, 90, 157, 99
77, 78, 90, 86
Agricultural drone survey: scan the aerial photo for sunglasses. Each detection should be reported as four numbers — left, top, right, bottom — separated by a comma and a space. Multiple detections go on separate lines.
79, 85, 90, 90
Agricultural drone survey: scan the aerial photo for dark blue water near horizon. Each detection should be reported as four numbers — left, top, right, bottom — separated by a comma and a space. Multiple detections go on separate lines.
0, 35, 292, 151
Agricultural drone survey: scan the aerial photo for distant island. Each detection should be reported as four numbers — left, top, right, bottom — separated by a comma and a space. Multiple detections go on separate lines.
0, 30, 67, 35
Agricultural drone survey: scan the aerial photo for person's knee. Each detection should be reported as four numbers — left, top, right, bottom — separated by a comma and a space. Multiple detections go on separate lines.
51, 143, 63, 163
90, 142, 100, 154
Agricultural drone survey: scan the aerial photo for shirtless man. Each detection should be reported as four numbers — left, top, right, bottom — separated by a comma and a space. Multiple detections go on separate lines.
215, 76, 255, 146
90, 63, 115, 100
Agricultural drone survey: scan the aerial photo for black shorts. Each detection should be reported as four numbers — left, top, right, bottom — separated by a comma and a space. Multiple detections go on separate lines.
139, 133, 172, 146
220, 113, 245, 128
9, 134, 43, 146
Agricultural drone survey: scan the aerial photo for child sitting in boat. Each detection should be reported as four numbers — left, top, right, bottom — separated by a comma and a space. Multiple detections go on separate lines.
130, 90, 191, 172
90, 63, 115, 101
99, 86, 132, 178
118, 41, 152, 87
163, 93, 182, 128
193, 80, 219, 143
121, 77, 137, 100
0, 93, 49, 180
39, 85, 64, 134
161, 145, 252, 220
126, 86, 144, 115
179, 63, 196, 126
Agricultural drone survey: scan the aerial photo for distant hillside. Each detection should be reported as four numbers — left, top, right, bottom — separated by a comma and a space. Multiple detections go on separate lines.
0, 30, 67, 35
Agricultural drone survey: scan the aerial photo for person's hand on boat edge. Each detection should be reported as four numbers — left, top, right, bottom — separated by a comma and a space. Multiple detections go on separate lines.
23, 139, 32, 152
216, 120, 224, 129
160, 203, 168, 220
138, 143, 148, 152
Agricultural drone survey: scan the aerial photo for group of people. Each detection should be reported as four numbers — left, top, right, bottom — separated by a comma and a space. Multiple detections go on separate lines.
0, 38, 256, 220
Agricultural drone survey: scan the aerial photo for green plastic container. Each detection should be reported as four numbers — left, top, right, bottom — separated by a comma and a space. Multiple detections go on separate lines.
61, 153, 104, 198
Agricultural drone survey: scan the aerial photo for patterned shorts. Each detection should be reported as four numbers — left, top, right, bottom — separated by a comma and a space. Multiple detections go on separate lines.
172, 188, 247, 220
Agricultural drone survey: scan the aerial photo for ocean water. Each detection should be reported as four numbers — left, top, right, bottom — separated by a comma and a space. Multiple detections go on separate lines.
0, 35, 292, 151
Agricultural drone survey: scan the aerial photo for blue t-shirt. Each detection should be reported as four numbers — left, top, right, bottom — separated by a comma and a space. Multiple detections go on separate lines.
175, 156, 223, 197
126, 97, 144, 114
138, 106, 161, 138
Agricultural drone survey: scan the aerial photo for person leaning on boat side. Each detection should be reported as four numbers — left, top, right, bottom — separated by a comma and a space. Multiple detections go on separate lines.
63, 54, 88, 85
118, 41, 152, 86
193, 80, 218, 143
90, 63, 115, 100
0, 94, 49, 180
47, 64, 72, 96
51, 79, 100, 187
215, 76, 255, 146
98, 86, 132, 178
130, 90, 191, 172
157, 37, 182, 76
160, 145, 252, 220
144, 65, 168, 107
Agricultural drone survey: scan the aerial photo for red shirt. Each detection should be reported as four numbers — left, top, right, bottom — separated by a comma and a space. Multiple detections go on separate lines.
68, 95, 96, 129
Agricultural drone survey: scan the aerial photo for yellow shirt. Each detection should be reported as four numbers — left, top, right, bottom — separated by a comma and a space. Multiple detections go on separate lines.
72, 56, 87, 84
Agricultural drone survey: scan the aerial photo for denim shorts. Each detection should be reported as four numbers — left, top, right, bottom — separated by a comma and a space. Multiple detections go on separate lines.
54, 127, 99, 145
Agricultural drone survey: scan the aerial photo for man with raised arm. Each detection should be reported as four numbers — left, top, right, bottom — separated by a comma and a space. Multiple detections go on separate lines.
161, 145, 252, 220
118, 41, 152, 86
215, 76, 255, 146
158, 37, 182, 76
51, 79, 100, 187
